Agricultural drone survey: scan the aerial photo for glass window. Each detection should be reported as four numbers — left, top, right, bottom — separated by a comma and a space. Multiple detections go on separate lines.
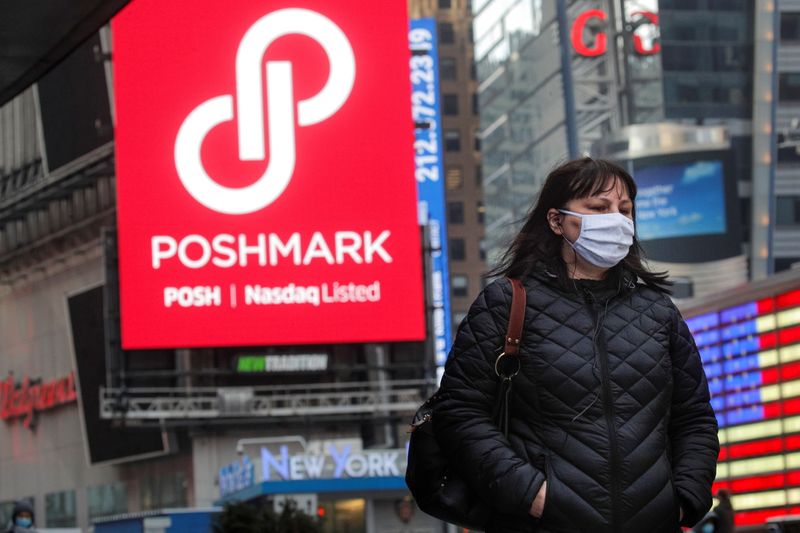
438, 0, 452, 8
0, 501, 15, 528
448, 201, 465, 224
453, 311, 468, 331
777, 196, 800, 225
318, 498, 365, 533
452, 275, 469, 298
45, 490, 77, 528
88, 482, 128, 520
782, 13, 800, 41
472, 93, 479, 115
439, 22, 455, 44
440, 57, 457, 80
449, 238, 466, 261
443, 94, 459, 115
446, 166, 463, 189
780, 73, 800, 102
477, 201, 486, 224
677, 84, 700, 102
776, 257, 800, 272
140, 471, 188, 511
444, 130, 461, 151
778, 142, 800, 163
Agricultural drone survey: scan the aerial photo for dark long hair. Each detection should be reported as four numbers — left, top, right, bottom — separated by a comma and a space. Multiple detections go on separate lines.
489, 157, 672, 293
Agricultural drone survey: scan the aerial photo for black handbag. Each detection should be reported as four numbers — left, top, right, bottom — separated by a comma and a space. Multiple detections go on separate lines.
405, 278, 527, 530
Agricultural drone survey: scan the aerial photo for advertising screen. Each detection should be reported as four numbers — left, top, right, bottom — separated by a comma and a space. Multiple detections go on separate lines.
113, 0, 425, 348
686, 288, 800, 526
634, 160, 727, 241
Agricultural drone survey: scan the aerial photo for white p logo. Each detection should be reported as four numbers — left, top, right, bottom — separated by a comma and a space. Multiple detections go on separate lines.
174, 9, 356, 215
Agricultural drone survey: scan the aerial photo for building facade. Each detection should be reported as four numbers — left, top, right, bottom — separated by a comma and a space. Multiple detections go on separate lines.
0, 4, 460, 531
776, 0, 800, 272
409, 0, 487, 330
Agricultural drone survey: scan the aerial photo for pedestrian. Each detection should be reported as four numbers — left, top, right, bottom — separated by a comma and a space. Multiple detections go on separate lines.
433, 157, 719, 532
5, 501, 37, 533
712, 489, 735, 533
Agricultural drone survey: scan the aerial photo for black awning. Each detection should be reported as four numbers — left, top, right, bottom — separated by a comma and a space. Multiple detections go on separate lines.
0, 0, 131, 107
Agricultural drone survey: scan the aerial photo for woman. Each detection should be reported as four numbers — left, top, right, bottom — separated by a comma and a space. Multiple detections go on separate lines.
434, 158, 719, 533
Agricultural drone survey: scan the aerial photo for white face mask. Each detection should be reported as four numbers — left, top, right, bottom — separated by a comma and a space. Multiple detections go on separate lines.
558, 209, 635, 268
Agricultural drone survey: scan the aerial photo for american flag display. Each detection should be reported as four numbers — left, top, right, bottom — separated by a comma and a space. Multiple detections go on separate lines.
686, 288, 800, 526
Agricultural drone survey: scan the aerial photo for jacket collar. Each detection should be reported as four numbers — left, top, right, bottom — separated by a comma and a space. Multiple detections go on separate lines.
529, 261, 637, 299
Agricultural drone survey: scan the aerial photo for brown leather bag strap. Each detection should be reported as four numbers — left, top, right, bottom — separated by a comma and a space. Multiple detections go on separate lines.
504, 278, 526, 356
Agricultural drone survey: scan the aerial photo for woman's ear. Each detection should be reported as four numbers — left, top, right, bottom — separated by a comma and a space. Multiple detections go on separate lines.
547, 208, 563, 236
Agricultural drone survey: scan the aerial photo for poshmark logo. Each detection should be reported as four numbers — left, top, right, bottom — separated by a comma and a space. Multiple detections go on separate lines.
174, 8, 356, 215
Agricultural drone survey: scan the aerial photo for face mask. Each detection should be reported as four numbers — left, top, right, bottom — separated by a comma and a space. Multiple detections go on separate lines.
558, 209, 635, 268
15, 517, 32, 529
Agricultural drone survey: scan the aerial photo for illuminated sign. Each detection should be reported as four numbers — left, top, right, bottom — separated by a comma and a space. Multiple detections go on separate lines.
260, 444, 405, 481
686, 288, 800, 526
409, 19, 452, 368
113, 0, 425, 348
571, 9, 659, 58
0, 372, 78, 429
236, 353, 328, 373
219, 454, 256, 497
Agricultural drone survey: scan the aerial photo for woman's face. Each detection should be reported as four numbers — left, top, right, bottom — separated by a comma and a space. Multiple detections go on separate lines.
547, 176, 634, 242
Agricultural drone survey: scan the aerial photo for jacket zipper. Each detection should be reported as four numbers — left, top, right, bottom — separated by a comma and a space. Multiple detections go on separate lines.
586, 293, 622, 532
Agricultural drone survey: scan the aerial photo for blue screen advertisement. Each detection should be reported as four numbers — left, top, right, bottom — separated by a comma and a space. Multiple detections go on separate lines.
409, 19, 452, 368
634, 160, 727, 241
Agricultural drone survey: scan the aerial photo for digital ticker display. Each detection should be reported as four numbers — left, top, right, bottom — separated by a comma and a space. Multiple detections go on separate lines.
686, 288, 800, 526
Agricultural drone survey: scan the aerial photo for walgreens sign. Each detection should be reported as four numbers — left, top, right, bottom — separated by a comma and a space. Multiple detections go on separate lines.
113, 0, 424, 348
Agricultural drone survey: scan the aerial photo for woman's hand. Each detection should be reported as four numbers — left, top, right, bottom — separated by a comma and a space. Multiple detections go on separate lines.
530, 480, 547, 518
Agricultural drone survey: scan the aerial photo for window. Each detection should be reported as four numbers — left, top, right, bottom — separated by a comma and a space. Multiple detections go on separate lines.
470, 60, 477, 80
317, 498, 366, 533
438, 0, 452, 9
476, 165, 483, 186
446, 166, 463, 189
453, 311, 468, 331
474, 129, 482, 151
439, 22, 455, 44
140, 471, 188, 511
449, 238, 466, 261
778, 141, 800, 163
88, 482, 128, 520
45, 491, 76, 528
477, 201, 486, 224
440, 57, 457, 80
472, 93, 479, 115
783, 13, 800, 41
0, 502, 15, 529
780, 73, 800, 102
444, 129, 461, 151
443, 94, 459, 115
676, 84, 700, 102
776, 257, 800, 272
448, 201, 465, 224
777, 196, 800, 225
451, 275, 469, 298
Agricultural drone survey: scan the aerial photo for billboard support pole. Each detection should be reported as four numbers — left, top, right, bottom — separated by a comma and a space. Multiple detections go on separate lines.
556, 0, 580, 158
421, 224, 437, 391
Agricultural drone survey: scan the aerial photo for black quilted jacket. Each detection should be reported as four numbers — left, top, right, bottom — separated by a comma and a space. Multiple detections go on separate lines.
434, 267, 719, 533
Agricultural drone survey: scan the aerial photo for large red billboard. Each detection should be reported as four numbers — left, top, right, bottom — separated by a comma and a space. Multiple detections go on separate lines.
113, 0, 424, 348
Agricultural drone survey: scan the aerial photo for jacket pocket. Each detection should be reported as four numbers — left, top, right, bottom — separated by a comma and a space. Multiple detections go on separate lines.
541, 455, 553, 521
